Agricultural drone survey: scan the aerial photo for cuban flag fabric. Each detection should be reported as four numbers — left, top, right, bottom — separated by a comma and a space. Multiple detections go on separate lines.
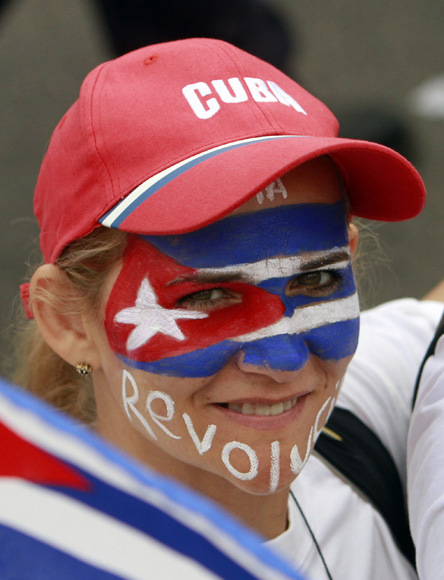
105, 202, 360, 378
0, 379, 306, 580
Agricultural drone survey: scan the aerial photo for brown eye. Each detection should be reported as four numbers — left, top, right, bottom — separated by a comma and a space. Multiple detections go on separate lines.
286, 271, 339, 297
189, 289, 222, 301
177, 288, 242, 312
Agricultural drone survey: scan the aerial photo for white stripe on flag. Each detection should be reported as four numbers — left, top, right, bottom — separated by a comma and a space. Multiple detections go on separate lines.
0, 479, 219, 580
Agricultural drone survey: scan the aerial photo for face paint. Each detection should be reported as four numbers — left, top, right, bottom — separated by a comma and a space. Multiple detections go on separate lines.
255, 178, 288, 205
120, 369, 336, 492
105, 201, 359, 377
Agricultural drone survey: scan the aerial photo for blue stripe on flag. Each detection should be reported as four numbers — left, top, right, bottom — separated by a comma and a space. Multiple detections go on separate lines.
0, 524, 125, 580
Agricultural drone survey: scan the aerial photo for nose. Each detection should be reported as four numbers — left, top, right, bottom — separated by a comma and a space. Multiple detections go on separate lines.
236, 335, 310, 383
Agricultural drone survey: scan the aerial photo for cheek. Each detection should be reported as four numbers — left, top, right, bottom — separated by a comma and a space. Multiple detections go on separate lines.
305, 316, 360, 361
115, 368, 346, 495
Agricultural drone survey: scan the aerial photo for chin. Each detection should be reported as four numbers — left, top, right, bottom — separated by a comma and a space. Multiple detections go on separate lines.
225, 467, 298, 497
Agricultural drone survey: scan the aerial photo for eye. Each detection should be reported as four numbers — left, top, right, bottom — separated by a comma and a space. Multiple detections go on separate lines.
177, 288, 242, 312
286, 270, 341, 297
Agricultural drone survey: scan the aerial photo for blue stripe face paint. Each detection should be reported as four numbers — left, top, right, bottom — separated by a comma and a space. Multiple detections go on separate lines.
105, 200, 360, 378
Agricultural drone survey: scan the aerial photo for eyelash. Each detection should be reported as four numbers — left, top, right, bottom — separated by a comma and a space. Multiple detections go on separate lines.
285, 269, 343, 297
177, 288, 242, 311
177, 269, 344, 312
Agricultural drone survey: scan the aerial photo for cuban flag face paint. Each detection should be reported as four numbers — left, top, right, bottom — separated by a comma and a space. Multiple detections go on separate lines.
104, 200, 360, 378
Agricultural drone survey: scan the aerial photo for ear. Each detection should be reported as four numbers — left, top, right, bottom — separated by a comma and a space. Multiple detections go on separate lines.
30, 264, 102, 370
348, 223, 359, 256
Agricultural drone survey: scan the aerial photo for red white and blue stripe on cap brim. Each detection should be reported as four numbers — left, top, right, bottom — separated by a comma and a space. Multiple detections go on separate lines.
0, 380, 305, 580
99, 135, 306, 230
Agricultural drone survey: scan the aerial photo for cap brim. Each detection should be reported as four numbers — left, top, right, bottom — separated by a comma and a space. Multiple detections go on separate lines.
100, 135, 425, 234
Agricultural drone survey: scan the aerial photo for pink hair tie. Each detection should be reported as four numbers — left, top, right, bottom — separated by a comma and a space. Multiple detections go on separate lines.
20, 283, 34, 319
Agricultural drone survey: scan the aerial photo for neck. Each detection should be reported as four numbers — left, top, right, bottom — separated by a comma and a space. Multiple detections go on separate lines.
178, 467, 291, 540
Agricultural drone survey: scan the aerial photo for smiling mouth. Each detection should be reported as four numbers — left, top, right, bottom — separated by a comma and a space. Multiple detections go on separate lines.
218, 397, 300, 417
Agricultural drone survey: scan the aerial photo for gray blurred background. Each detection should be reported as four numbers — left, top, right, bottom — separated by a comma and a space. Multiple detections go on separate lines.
1, 0, 444, 369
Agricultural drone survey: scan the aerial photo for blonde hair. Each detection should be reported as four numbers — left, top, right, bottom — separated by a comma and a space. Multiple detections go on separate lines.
11, 227, 127, 424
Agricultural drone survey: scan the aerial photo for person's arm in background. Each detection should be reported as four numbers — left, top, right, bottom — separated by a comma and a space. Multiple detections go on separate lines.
422, 279, 444, 302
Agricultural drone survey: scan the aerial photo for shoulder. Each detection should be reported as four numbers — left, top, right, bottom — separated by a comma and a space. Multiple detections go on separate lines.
408, 331, 444, 578
339, 298, 444, 480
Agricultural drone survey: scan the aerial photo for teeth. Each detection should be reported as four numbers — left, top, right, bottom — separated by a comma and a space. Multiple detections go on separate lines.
270, 402, 284, 416
227, 397, 298, 416
283, 400, 292, 412
242, 403, 255, 415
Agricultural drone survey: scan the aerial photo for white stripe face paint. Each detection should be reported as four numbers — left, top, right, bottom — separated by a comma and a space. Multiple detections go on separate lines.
194, 246, 351, 285
235, 293, 359, 343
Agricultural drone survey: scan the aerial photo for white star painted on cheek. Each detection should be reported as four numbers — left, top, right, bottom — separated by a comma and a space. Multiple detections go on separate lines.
114, 277, 209, 351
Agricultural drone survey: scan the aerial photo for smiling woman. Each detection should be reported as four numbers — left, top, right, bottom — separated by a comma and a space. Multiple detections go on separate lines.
11, 38, 442, 580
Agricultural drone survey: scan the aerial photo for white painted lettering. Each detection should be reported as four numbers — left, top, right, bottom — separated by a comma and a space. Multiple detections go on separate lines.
268, 81, 307, 114
146, 391, 181, 439
244, 77, 277, 102
212, 78, 248, 103
290, 427, 313, 475
222, 441, 259, 481
269, 440, 280, 492
183, 413, 217, 455
314, 397, 332, 441
121, 370, 157, 439
256, 177, 288, 205
182, 82, 220, 119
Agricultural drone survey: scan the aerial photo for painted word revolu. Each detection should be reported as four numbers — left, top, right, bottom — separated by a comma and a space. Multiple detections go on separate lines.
122, 370, 332, 492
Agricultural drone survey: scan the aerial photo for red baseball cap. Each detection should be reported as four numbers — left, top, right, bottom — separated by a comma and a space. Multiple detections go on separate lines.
34, 37, 425, 264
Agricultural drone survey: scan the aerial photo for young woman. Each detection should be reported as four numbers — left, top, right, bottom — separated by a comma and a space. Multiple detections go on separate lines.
15, 38, 443, 579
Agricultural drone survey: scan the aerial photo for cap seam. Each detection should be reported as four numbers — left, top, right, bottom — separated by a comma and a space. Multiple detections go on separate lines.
85, 61, 120, 214
207, 39, 284, 133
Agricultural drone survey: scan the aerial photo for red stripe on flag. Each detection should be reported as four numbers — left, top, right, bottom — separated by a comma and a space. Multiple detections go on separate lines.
0, 422, 90, 491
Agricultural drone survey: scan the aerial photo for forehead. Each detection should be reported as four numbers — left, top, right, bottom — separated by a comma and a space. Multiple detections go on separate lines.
233, 156, 343, 215
142, 201, 349, 270
142, 159, 347, 267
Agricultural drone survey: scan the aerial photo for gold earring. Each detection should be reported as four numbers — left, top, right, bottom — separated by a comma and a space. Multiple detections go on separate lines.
75, 362, 92, 376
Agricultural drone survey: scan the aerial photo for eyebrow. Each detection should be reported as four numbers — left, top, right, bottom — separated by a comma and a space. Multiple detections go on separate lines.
167, 248, 351, 287
168, 271, 249, 286
298, 249, 351, 272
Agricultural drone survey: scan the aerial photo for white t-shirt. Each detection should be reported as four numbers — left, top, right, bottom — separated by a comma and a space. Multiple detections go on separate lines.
267, 298, 444, 580
408, 328, 444, 580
